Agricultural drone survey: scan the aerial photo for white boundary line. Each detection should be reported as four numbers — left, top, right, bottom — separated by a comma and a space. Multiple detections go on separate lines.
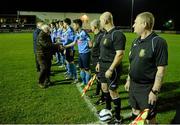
76, 83, 102, 124
75, 83, 132, 124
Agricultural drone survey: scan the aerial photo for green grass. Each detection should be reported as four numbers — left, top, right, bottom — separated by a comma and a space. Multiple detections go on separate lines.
0, 33, 97, 124
0, 32, 180, 124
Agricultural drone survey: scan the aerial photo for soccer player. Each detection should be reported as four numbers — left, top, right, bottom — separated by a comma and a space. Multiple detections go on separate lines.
54, 21, 61, 65
97, 12, 126, 124
124, 12, 168, 124
57, 20, 66, 67
90, 19, 105, 105
61, 18, 78, 83
64, 19, 92, 86
33, 21, 43, 72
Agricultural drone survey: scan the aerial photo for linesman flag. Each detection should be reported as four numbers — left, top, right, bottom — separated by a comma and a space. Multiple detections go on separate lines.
129, 109, 149, 125
81, 74, 96, 97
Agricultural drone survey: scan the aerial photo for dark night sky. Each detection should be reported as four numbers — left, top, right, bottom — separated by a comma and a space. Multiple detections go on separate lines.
1, 0, 179, 30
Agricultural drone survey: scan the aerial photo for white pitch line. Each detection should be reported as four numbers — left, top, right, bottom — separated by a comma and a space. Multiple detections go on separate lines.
75, 83, 132, 124
76, 83, 101, 124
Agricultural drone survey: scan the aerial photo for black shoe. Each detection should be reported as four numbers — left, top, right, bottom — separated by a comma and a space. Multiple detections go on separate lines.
95, 99, 105, 105
50, 72, 54, 76
38, 83, 47, 89
114, 118, 122, 125
90, 94, 100, 98
47, 81, 54, 86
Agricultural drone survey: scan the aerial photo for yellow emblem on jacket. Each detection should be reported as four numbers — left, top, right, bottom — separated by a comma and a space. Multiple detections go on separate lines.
139, 49, 145, 57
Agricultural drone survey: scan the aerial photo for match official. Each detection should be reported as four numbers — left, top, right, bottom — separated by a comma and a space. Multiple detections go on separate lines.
98, 12, 126, 124
124, 12, 168, 124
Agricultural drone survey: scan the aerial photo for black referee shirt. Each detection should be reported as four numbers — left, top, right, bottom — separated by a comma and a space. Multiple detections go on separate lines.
99, 27, 126, 63
129, 32, 168, 84
91, 31, 104, 62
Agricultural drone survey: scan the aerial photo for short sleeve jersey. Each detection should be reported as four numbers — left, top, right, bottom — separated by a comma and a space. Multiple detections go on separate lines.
129, 32, 168, 84
99, 27, 126, 63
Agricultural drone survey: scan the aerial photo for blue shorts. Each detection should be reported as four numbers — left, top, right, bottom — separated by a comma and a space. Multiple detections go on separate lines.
79, 52, 91, 70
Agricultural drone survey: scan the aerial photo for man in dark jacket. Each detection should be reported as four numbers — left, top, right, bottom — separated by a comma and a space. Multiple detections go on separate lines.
36, 24, 61, 88
33, 21, 43, 72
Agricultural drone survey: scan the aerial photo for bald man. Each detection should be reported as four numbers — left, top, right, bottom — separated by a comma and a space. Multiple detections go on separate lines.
97, 12, 126, 124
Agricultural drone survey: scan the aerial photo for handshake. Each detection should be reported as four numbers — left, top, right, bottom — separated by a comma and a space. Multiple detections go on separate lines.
55, 42, 66, 50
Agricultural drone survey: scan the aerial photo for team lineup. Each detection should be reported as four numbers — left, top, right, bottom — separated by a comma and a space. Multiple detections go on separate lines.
33, 11, 168, 124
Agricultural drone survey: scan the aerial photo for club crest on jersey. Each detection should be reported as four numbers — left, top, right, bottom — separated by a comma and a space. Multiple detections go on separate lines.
103, 39, 107, 45
139, 49, 145, 57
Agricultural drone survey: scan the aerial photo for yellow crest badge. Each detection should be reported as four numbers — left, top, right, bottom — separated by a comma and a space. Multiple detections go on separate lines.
139, 49, 145, 57
103, 39, 107, 45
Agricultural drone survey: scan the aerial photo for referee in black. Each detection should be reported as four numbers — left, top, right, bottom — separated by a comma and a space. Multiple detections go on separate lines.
125, 12, 168, 124
97, 12, 126, 124
90, 19, 105, 105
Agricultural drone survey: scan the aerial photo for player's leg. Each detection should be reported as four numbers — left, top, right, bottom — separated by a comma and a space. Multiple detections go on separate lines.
130, 80, 157, 124
82, 52, 91, 85
101, 83, 112, 110
99, 63, 111, 110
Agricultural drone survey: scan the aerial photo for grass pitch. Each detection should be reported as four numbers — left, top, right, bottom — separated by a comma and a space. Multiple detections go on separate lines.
0, 32, 180, 124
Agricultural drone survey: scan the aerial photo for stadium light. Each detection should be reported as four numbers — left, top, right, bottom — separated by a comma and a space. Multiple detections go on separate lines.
130, 0, 134, 32
81, 14, 89, 22
80, 14, 89, 29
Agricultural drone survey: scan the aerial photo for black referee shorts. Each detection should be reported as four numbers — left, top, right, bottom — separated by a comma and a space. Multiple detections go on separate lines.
99, 62, 122, 91
129, 80, 157, 120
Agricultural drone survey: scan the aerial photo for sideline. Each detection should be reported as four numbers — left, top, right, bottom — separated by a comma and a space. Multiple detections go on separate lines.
75, 83, 132, 124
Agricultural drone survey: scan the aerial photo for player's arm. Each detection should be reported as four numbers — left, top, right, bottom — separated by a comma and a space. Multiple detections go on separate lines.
109, 50, 124, 71
105, 50, 124, 78
109, 32, 126, 71
152, 66, 166, 92
64, 34, 77, 48
149, 66, 166, 105
124, 66, 131, 91
64, 41, 76, 48
88, 40, 93, 48
149, 38, 168, 104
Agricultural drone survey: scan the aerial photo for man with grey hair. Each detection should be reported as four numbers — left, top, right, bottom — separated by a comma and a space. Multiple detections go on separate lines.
90, 19, 105, 105
33, 21, 43, 72
36, 24, 61, 88
125, 12, 168, 124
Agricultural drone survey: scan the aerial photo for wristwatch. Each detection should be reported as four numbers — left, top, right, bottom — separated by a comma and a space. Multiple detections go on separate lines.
151, 89, 159, 95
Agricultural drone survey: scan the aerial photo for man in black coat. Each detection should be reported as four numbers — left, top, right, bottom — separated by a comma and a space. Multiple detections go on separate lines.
33, 21, 43, 72
36, 24, 61, 88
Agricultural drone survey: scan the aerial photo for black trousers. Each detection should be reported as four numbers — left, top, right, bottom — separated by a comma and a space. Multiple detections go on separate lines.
35, 54, 40, 72
37, 54, 52, 85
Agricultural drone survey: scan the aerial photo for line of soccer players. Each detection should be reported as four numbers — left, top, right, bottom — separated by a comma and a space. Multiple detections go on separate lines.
34, 10, 168, 124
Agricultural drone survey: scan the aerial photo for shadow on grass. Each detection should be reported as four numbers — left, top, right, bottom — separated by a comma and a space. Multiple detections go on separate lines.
121, 105, 131, 110
121, 62, 129, 75
161, 81, 180, 92
158, 83, 180, 113
50, 69, 66, 76
51, 63, 60, 66
51, 79, 72, 86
